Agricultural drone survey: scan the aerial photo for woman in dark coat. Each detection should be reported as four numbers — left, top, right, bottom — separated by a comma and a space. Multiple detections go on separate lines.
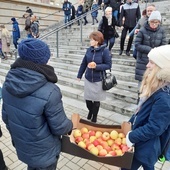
135, 11, 166, 86
122, 45, 170, 170
98, 7, 118, 53
77, 31, 111, 123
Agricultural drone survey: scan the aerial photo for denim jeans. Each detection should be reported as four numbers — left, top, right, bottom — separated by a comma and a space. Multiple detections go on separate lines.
13, 38, 18, 49
112, 10, 118, 21
27, 161, 57, 170
64, 14, 71, 24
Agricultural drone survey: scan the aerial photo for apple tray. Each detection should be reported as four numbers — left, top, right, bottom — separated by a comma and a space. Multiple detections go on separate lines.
61, 113, 134, 169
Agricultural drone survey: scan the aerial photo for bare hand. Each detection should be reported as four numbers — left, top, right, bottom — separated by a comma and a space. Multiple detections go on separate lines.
88, 62, 96, 69
135, 29, 139, 34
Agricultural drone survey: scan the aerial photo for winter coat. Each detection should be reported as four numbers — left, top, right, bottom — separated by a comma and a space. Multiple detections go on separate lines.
12, 21, 20, 40
76, 5, 83, 17
98, 16, 118, 39
128, 85, 170, 166
1, 31, 10, 53
109, 0, 121, 11
2, 59, 73, 168
119, 2, 141, 28
91, 4, 98, 18
71, 5, 76, 20
135, 22, 167, 81
77, 45, 112, 82
62, 2, 72, 15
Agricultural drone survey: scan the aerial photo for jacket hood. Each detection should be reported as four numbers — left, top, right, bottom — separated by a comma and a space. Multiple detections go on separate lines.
13, 21, 19, 25
4, 68, 48, 98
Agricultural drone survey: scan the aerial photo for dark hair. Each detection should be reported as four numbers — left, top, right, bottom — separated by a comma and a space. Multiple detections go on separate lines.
142, 9, 147, 16
89, 31, 104, 46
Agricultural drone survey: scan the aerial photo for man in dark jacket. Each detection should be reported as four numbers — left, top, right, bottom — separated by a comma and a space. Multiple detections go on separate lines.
119, 0, 141, 56
11, 17, 20, 49
62, 0, 72, 28
2, 38, 73, 169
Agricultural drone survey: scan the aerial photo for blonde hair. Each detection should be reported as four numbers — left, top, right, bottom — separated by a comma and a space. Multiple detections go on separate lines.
1, 25, 10, 37
140, 65, 165, 97
105, 7, 112, 13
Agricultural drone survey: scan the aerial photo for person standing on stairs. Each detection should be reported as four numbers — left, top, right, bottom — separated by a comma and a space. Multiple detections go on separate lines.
0, 25, 11, 60
91, 0, 99, 25
62, 0, 72, 28
11, 17, 20, 50
98, 7, 119, 54
76, 1, 84, 26
119, 0, 141, 56
77, 31, 112, 123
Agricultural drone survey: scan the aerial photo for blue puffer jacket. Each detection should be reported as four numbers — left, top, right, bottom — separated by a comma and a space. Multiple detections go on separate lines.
135, 22, 167, 81
12, 21, 20, 39
129, 85, 170, 166
2, 67, 73, 168
77, 45, 112, 82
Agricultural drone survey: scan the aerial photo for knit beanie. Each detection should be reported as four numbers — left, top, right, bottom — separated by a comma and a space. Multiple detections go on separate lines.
18, 38, 50, 64
11, 17, 16, 22
148, 11, 161, 22
148, 45, 170, 81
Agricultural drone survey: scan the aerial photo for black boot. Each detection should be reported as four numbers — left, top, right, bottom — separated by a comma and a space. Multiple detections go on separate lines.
86, 100, 93, 120
91, 101, 100, 123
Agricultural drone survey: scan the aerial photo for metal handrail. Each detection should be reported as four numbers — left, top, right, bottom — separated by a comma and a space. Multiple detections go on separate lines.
39, 6, 101, 58
39, 6, 101, 40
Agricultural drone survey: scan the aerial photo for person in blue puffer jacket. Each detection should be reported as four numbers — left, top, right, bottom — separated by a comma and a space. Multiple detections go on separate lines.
2, 38, 73, 170
11, 17, 20, 49
122, 45, 170, 170
77, 31, 111, 123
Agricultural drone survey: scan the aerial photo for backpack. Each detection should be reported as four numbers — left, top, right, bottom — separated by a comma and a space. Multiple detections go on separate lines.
25, 16, 31, 31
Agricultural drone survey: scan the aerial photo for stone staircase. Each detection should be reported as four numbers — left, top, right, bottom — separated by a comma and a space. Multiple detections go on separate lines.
0, 1, 170, 124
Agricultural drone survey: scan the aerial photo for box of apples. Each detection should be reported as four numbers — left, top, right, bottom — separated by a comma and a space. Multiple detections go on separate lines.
61, 113, 134, 169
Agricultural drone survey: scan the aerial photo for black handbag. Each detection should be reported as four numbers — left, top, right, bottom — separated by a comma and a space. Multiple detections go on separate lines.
102, 71, 117, 90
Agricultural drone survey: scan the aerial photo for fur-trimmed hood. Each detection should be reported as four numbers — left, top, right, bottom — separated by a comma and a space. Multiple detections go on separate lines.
157, 67, 170, 82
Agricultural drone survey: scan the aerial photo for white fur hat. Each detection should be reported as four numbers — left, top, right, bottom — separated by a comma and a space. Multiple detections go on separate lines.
148, 11, 161, 22
148, 45, 170, 81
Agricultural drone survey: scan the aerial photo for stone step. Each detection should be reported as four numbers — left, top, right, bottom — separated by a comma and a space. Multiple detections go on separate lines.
58, 83, 137, 116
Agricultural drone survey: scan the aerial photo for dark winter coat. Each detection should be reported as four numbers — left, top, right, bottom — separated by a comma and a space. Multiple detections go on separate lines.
76, 5, 83, 17
109, 0, 121, 11
129, 85, 170, 166
98, 16, 118, 39
71, 5, 76, 20
135, 22, 167, 81
62, 2, 72, 15
30, 21, 39, 38
119, 2, 141, 27
77, 45, 111, 82
12, 21, 20, 40
2, 59, 73, 168
91, 4, 98, 18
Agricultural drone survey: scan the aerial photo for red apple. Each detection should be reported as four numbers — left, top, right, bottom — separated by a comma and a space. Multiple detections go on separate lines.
87, 143, 95, 151
82, 133, 90, 139
90, 136, 97, 143
111, 143, 120, 150
96, 145, 103, 151
102, 132, 110, 141
99, 149, 107, 156
109, 150, 117, 156
75, 136, 83, 143
89, 130, 96, 137
93, 139, 100, 147
80, 127, 88, 134
121, 145, 129, 153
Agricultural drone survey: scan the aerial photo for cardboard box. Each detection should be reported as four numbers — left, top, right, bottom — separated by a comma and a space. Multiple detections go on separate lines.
61, 114, 134, 169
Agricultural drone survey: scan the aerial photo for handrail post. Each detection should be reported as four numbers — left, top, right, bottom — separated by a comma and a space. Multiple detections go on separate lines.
80, 18, 83, 44
56, 31, 59, 58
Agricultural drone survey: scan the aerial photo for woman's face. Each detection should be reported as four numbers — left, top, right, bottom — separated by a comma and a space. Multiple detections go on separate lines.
146, 60, 156, 72
149, 20, 160, 29
90, 38, 98, 47
105, 9, 112, 16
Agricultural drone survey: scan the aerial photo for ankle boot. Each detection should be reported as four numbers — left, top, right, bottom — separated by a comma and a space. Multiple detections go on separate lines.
91, 101, 100, 123
87, 112, 92, 120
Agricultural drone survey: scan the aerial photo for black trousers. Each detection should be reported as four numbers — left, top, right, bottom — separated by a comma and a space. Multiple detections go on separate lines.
0, 149, 6, 170
120, 27, 134, 52
86, 100, 100, 116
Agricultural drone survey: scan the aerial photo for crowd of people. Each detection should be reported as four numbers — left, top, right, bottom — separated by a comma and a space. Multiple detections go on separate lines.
0, 0, 170, 170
